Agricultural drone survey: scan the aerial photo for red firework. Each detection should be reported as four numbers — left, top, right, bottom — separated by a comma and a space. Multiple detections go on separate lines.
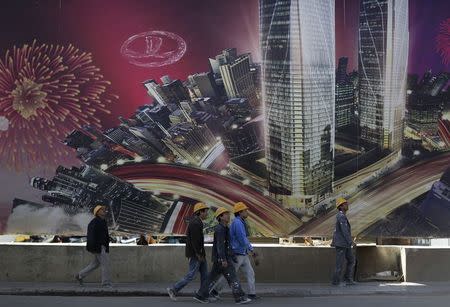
0, 40, 117, 171
436, 18, 450, 66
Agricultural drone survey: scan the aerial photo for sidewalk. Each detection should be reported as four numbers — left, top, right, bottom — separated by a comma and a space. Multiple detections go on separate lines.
0, 282, 449, 297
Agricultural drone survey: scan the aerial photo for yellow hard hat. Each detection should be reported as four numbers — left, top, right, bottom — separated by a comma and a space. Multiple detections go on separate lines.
336, 197, 348, 208
14, 235, 30, 242
193, 202, 209, 213
93, 205, 106, 216
234, 202, 249, 214
214, 207, 230, 218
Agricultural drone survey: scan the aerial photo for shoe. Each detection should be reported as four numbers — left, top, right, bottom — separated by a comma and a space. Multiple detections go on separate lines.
331, 281, 344, 287
74, 274, 84, 286
345, 280, 356, 286
209, 289, 221, 301
102, 283, 114, 289
248, 294, 260, 300
208, 296, 218, 302
193, 293, 209, 304
167, 287, 177, 301
236, 297, 252, 304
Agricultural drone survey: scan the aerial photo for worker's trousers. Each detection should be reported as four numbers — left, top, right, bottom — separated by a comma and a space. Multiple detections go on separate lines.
211, 254, 256, 295
78, 246, 112, 286
332, 247, 355, 284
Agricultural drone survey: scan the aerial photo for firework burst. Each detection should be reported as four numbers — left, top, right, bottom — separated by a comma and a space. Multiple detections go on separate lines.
0, 40, 118, 171
436, 18, 450, 66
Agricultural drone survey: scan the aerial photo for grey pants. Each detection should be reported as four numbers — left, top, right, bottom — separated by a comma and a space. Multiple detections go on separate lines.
78, 246, 111, 286
212, 254, 256, 295
332, 247, 355, 283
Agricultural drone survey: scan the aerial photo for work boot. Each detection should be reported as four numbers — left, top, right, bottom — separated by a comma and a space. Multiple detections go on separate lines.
248, 294, 261, 300
236, 297, 252, 304
209, 289, 221, 301
167, 288, 177, 301
74, 274, 84, 286
331, 281, 344, 287
193, 293, 209, 304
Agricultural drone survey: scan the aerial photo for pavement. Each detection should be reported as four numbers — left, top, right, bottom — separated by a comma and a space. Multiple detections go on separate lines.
4, 295, 450, 307
1, 281, 450, 297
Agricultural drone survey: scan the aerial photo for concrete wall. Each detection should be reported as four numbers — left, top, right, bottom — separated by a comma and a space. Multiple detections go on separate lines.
403, 248, 450, 282
0, 244, 339, 283
1, 244, 449, 283
0, 244, 399, 283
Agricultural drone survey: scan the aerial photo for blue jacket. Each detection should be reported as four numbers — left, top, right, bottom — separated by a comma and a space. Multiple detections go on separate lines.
331, 211, 353, 248
230, 216, 253, 255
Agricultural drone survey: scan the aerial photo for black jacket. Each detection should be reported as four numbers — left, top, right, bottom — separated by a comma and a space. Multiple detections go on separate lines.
86, 216, 110, 253
185, 215, 205, 259
212, 223, 234, 263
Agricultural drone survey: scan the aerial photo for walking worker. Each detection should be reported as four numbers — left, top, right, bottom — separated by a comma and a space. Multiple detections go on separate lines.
194, 207, 251, 304
331, 197, 356, 286
210, 202, 259, 300
167, 202, 210, 301
75, 204, 112, 287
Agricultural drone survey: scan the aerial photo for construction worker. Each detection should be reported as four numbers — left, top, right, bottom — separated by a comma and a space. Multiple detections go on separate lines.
210, 202, 259, 300
194, 207, 251, 304
75, 205, 112, 287
331, 197, 356, 286
167, 202, 209, 301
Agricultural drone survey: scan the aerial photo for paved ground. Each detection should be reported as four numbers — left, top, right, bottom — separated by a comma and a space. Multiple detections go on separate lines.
1, 281, 449, 297
3, 295, 450, 307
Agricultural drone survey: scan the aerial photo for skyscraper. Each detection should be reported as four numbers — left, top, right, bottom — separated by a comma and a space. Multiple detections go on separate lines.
358, 0, 409, 151
261, 0, 335, 209
336, 82, 354, 128
336, 57, 349, 84
218, 51, 259, 108
143, 80, 170, 106
163, 122, 221, 168
188, 72, 219, 98
163, 79, 190, 103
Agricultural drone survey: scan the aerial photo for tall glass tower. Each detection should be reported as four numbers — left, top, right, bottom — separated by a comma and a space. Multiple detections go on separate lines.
358, 0, 409, 151
260, 0, 335, 209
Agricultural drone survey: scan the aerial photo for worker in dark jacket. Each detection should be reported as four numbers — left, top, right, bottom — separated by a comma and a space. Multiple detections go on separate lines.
194, 207, 251, 304
75, 205, 112, 287
331, 197, 356, 286
211, 202, 259, 300
167, 202, 209, 301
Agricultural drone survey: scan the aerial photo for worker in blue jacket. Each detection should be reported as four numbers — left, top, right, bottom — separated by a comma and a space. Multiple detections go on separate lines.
331, 197, 356, 286
210, 202, 259, 300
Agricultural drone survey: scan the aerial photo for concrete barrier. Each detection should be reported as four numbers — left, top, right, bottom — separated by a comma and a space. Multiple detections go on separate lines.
403, 247, 450, 282
1, 244, 449, 283
0, 243, 408, 283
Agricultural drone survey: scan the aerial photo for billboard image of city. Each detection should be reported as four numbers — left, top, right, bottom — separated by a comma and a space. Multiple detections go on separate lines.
0, 0, 449, 239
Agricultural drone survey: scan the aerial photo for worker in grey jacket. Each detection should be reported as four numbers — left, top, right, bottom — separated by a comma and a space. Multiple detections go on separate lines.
331, 197, 356, 286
